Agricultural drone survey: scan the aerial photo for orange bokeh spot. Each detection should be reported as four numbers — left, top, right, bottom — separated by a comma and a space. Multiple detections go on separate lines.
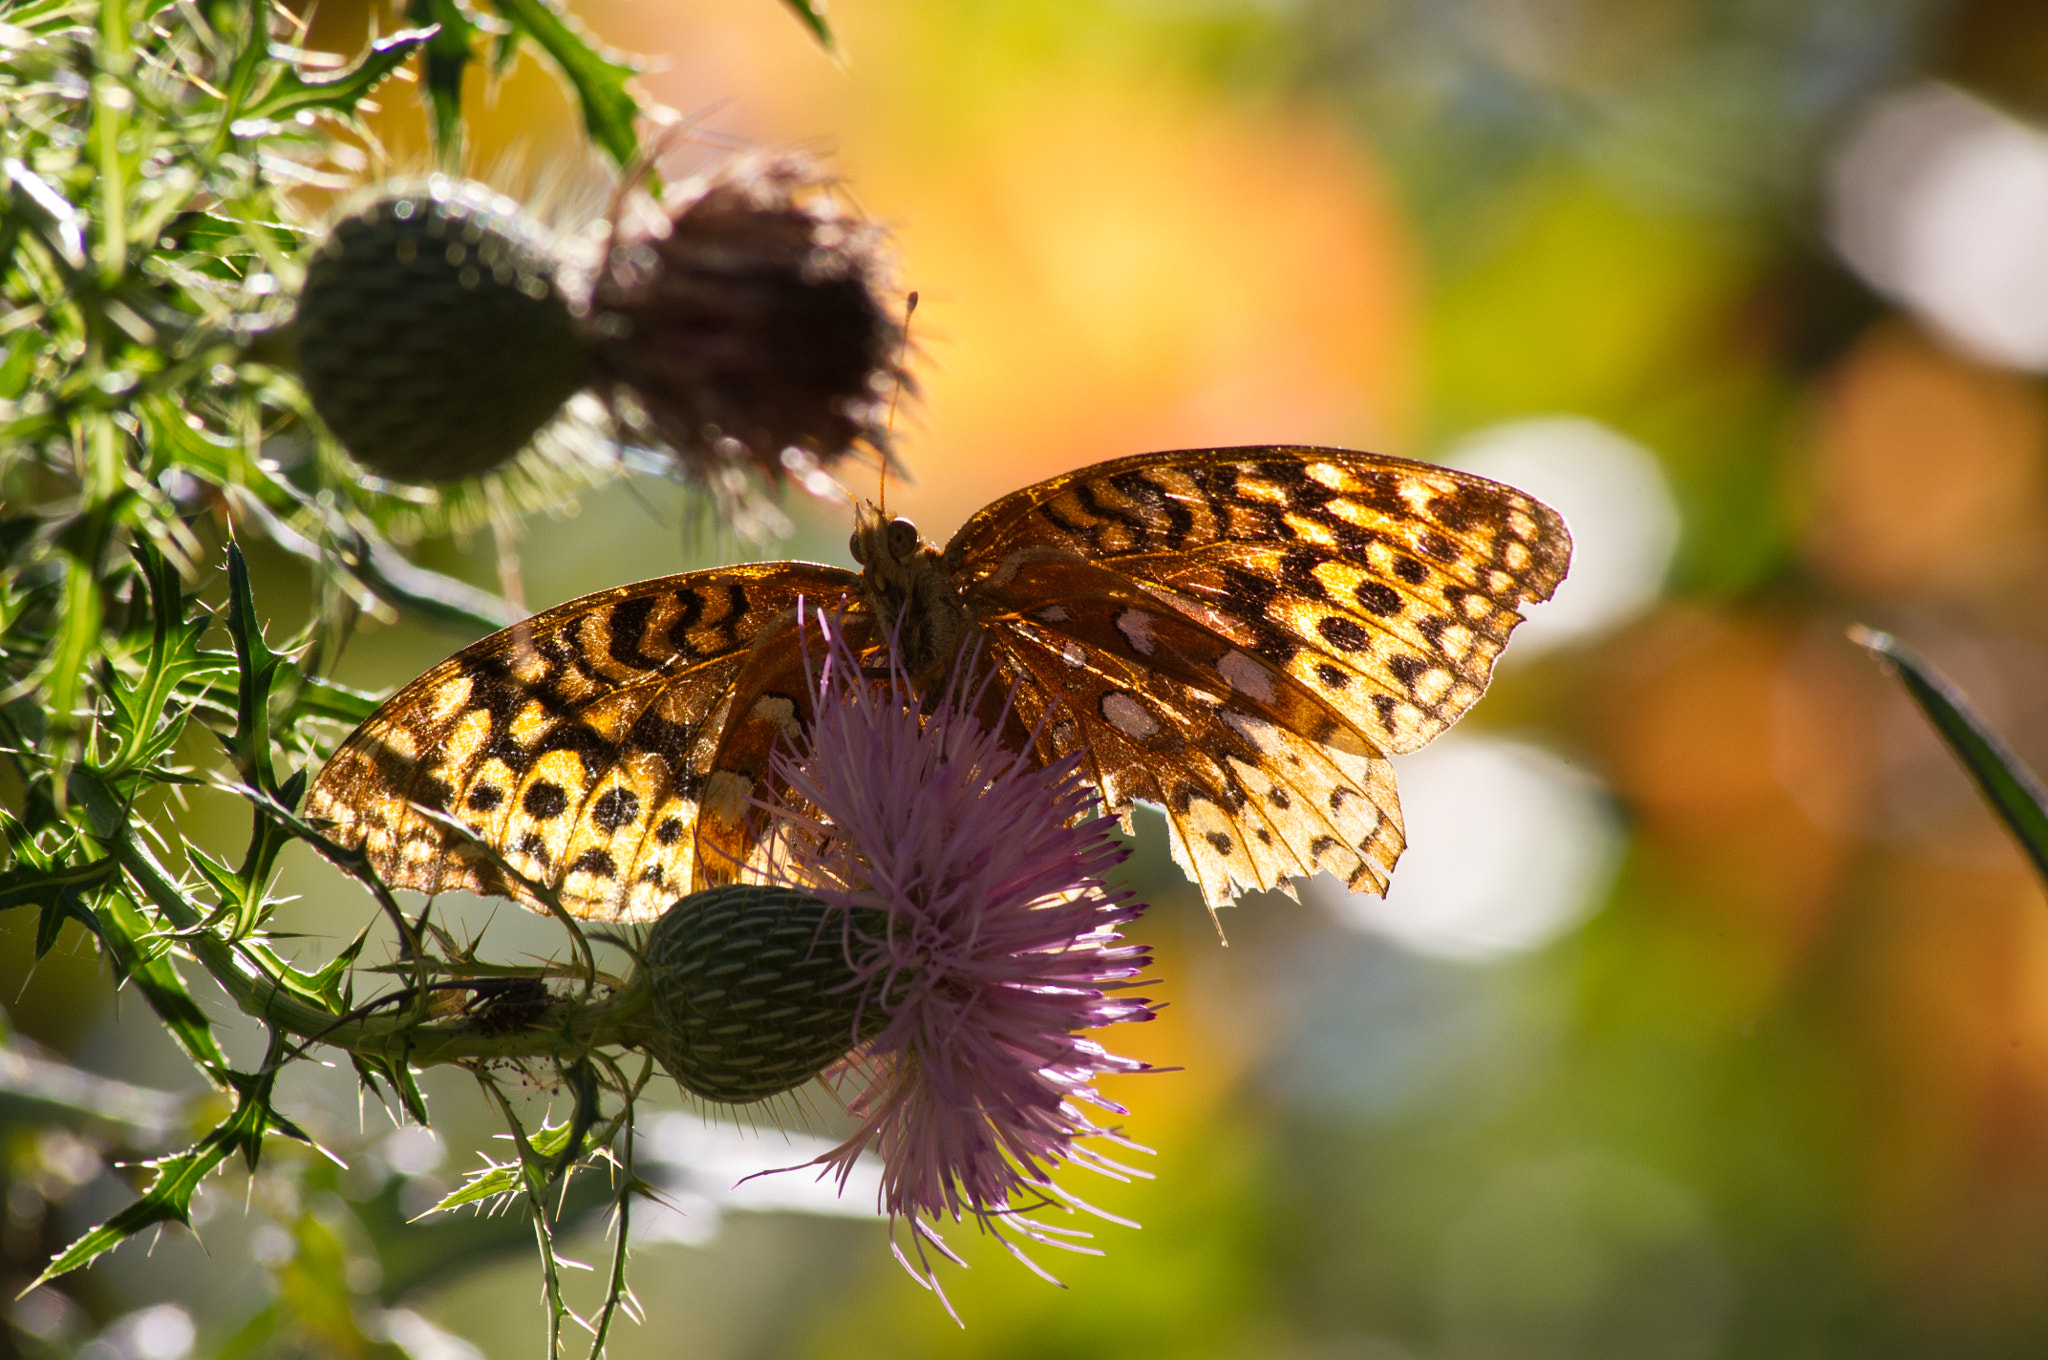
1807, 319, 2048, 603
1602, 609, 1858, 1008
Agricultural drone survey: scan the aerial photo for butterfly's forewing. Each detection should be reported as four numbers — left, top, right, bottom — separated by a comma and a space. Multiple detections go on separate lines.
307, 563, 858, 920
950, 446, 1570, 906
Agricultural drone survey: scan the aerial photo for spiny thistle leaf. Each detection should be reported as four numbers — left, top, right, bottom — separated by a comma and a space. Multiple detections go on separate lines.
32, 1140, 231, 1287
238, 28, 438, 123
32, 1045, 308, 1287
101, 544, 224, 779
223, 540, 282, 795
0, 853, 116, 960
432, 1118, 592, 1214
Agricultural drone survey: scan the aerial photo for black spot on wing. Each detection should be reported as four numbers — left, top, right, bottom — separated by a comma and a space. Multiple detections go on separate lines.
1355, 581, 1402, 616
1318, 616, 1370, 653
591, 786, 641, 831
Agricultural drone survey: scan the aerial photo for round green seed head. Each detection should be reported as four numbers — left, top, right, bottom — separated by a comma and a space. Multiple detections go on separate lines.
641, 885, 888, 1104
294, 178, 588, 483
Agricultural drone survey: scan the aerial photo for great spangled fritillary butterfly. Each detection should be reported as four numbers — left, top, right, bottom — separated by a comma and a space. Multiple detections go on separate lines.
307, 447, 1571, 915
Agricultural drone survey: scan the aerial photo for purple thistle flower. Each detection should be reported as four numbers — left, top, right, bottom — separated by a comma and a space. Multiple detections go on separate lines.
760, 607, 1159, 1312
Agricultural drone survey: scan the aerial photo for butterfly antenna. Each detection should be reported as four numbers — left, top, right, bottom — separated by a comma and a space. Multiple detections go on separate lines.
879, 291, 917, 515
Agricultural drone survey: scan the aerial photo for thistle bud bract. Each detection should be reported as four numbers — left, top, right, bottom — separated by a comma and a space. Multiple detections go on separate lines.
294, 178, 587, 483
639, 884, 888, 1104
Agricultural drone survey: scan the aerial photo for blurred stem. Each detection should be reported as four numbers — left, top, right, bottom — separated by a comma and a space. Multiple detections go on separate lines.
86, 408, 120, 501
96, 0, 130, 284
493, 511, 528, 618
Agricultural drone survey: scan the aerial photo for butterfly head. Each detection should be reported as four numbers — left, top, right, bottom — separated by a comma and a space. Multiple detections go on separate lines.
848, 502, 933, 590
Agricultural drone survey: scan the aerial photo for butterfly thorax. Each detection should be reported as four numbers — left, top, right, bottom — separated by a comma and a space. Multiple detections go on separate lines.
849, 502, 968, 692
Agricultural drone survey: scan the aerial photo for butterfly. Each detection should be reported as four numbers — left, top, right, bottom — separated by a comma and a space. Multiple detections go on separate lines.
306, 446, 1571, 916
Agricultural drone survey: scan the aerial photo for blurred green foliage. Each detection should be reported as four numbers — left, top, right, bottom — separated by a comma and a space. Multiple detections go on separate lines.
0, 3, 835, 1356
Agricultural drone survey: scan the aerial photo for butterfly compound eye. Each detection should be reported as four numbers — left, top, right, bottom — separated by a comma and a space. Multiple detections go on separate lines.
887, 518, 919, 560
848, 531, 865, 564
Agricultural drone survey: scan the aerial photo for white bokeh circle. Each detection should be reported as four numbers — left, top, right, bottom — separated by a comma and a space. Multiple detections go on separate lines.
1828, 82, 2048, 371
1309, 736, 1623, 961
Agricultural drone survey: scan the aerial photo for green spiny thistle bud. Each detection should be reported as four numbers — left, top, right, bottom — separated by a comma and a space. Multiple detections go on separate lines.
639, 885, 888, 1104
294, 178, 587, 483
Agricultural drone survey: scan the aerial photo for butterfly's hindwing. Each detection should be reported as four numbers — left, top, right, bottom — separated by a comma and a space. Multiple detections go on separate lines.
307, 563, 857, 920
978, 557, 1405, 905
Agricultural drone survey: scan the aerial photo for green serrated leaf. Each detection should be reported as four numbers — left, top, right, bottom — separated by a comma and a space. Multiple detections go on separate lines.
32, 1137, 230, 1284
100, 543, 222, 779
0, 853, 113, 959
308, 923, 371, 1013
486, 0, 640, 167
223, 539, 281, 794
430, 1157, 524, 1214
34, 896, 76, 959
211, 767, 304, 941
386, 1056, 431, 1125
36, 1033, 320, 1285
184, 843, 242, 916
0, 855, 117, 915
430, 1117, 589, 1215
237, 28, 438, 124
1853, 627, 2048, 888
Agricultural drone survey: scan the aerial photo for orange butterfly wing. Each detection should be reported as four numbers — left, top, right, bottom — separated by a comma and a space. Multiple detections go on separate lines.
306, 562, 858, 921
947, 446, 1571, 909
